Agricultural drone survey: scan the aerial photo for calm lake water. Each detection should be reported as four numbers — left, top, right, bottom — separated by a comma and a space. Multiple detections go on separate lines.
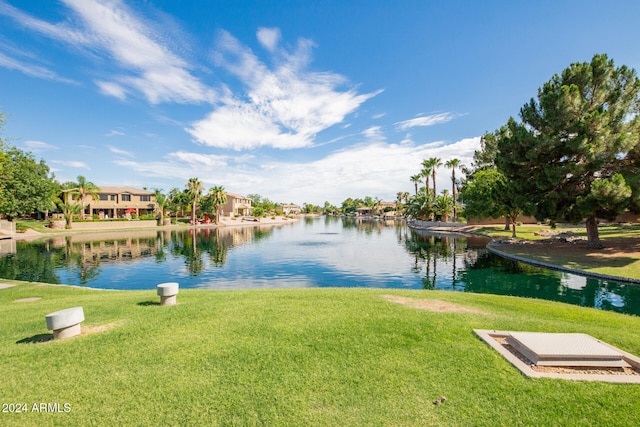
1, 216, 639, 315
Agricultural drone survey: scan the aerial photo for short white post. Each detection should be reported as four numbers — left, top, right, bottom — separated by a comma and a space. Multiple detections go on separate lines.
157, 282, 179, 306
45, 307, 85, 339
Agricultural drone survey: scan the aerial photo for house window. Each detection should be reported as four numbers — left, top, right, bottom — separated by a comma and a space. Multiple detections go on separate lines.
110, 195, 116, 201
99, 194, 109, 201
140, 195, 151, 202
122, 195, 131, 202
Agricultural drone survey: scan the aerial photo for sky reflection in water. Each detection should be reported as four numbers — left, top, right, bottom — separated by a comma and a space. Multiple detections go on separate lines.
0, 216, 638, 315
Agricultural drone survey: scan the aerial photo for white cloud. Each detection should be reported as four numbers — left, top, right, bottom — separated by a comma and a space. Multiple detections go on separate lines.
0, 1, 91, 45
63, 0, 216, 104
23, 140, 59, 152
112, 136, 481, 205
108, 146, 133, 156
361, 126, 385, 142
257, 27, 281, 52
1, 0, 215, 104
96, 81, 128, 101
51, 160, 90, 169
394, 112, 460, 131
106, 130, 125, 137
0, 52, 76, 83
187, 30, 381, 150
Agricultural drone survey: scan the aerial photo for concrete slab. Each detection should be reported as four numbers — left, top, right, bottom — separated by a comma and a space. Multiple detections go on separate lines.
507, 332, 627, 367
474, 329, 640, 383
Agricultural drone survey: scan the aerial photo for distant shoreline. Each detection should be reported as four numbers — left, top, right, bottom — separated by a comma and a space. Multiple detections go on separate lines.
8, 215, 301, 241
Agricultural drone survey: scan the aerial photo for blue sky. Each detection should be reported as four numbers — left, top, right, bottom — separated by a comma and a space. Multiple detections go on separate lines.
1, 0, 640, 206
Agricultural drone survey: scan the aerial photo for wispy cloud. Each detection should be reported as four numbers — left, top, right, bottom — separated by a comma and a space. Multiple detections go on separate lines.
106, 130, 125, 137
256, 27, 281, 52
64, 0, 216, 104
108, 146, 133, 157
96, 81, 128, 101
0, 1, 91, 44
186, 29, 381, 150
51, 159, 90, 169
361, 126, 385, 142
394, 112, 461, 131
23, 140, 59, 152
0, 52, 76, 83
1, 0, 215, 104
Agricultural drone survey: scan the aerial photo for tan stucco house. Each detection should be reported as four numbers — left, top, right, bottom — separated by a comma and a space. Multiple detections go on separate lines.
222, 193, 253, 217
280, 204, 301, 215
64, 186, 157, 219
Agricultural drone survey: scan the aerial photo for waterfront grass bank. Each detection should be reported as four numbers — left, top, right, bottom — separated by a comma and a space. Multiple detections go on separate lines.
1, 280, 639, 426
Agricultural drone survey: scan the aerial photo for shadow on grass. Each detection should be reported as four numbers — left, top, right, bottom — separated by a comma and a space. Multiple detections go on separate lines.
17, 333, 53, 344
137, 301, 160, 307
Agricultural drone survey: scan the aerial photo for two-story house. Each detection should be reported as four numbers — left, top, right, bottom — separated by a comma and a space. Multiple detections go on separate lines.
64, 186, 157, 219
222, 193, 253, 217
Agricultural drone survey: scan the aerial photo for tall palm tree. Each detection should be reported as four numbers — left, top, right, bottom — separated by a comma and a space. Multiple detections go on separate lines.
72, 175, 99, 219
186, 177, 204, 225
445, 158, 461, 221
428, 157, 443, 196
208, 185, 227, 224
410, 174, 422, 196
420, 160, 432, 195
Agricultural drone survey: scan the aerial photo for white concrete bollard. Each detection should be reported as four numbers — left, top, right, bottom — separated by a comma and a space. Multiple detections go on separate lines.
157, 282, 179, 306
45, 307, 85, 339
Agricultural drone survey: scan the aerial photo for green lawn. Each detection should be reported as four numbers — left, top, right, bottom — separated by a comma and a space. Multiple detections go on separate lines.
1, 280, 639, 426
476, 224, 640, 280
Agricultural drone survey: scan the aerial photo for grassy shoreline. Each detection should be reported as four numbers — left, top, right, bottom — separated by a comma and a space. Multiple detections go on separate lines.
473, 224, 640, 281
1, 281, 639, 426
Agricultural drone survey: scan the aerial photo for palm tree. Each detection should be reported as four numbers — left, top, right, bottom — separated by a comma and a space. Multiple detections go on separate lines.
410, 174, 422, 196
56, 197, 83, 229
208, 185, 227, 224
154, 189, 168, 226
396, 192, 404, 214
406, 192, 435, 221
428, 157, 443, 196
435, 190, 454, 222
186, 178, 204, 225
420, 161, 432, 195
445, 158, 461, 221
72, 175, 99, 219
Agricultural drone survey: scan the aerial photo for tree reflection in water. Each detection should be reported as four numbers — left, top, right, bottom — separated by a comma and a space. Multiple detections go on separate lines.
1, 221, 639, 316
405, 228, 640, 316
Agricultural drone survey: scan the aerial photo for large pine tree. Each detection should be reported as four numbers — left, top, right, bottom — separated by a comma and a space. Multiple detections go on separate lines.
496, 54, 640, 248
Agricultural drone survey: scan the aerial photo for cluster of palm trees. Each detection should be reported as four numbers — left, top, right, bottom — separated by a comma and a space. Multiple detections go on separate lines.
160, 178, 228, 225
405, 157, 462, 222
